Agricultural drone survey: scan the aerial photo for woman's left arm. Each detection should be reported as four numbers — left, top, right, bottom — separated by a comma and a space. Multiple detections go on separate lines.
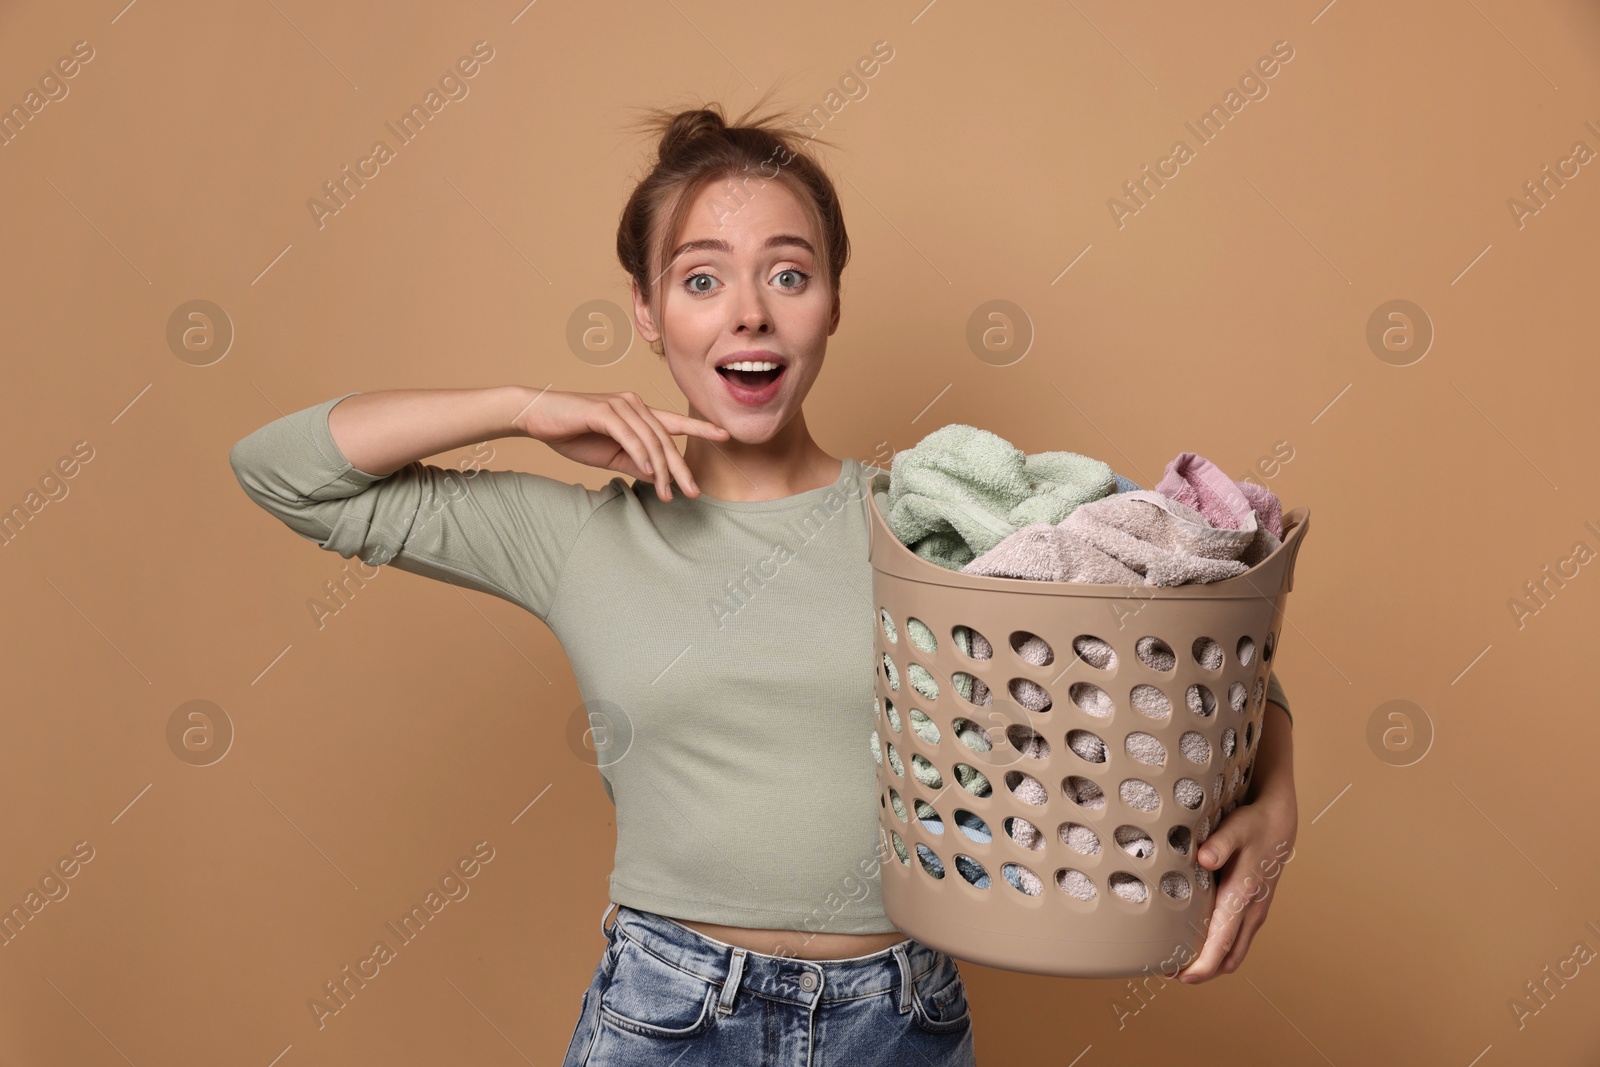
1177, 700, 1298, 984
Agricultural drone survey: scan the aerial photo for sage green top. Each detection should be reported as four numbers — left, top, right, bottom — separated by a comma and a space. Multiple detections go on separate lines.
228, 392, 1291, 933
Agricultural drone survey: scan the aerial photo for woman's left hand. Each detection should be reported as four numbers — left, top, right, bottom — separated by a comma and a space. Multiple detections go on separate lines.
1176, 782, 1298, 984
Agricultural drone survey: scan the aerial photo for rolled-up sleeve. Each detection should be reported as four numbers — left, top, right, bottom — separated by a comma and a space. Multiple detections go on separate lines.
1265, 671, 1292, 727
228, 391, 614, 621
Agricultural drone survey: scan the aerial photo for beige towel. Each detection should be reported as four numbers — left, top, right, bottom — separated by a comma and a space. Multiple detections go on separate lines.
960, 490, 1279, 586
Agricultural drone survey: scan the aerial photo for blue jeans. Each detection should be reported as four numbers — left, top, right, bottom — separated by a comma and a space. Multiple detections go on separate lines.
561, 902, 977, 1066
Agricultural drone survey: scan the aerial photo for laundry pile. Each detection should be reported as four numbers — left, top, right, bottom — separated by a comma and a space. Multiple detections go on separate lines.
870, 425, 1288, 898
871, 424, 1284, 585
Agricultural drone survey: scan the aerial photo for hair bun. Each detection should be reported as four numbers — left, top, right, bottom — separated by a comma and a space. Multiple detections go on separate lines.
658, 107, 727, 163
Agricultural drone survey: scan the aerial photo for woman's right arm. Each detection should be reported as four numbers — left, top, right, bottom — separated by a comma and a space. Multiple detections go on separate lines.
228, 386, 726, 622
230, 386, 590, 620
323, 385, 535, 478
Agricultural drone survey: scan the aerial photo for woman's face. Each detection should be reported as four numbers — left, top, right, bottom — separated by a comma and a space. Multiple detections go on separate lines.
632, 178, 839, 442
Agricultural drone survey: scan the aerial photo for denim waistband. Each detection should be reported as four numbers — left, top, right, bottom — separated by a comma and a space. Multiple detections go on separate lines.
600, 901, 936, 1015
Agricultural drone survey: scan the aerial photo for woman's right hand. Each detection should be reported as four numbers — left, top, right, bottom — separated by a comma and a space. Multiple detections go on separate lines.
512, 389, 729, 501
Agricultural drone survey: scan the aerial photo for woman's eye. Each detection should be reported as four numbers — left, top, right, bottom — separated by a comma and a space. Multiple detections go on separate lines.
774, 269, 810, 290
684, 273, 718, 294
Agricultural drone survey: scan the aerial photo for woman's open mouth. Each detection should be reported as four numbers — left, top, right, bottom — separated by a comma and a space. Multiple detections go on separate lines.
716, 363, 787, 406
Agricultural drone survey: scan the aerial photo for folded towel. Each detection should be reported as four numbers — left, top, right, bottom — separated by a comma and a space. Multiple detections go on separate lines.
876, 425, 1117, 571
1155, 452, 1283, 540
961, 490, 1280, 586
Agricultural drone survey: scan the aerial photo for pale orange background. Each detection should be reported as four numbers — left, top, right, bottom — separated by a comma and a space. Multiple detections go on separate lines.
3, 0, 1598, 1063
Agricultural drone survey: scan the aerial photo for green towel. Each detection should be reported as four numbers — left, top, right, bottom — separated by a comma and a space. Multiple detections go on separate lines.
874, 424, 1117, 571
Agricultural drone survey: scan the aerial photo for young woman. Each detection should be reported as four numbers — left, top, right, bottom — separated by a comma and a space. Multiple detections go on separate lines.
230, 99, 1297, 1065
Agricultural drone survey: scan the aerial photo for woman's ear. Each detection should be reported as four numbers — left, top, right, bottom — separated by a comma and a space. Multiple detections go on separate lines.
631, 278, 661, 345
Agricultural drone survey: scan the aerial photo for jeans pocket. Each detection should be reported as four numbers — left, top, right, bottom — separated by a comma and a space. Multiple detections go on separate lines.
910, 953, 972, 1036
596, 934, 719, 1040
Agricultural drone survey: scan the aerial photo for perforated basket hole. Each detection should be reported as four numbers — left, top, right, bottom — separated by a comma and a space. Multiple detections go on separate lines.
1160, 871, 1192, 900
1005, 770, 1048, 806
1174, 778, 1205, 810
1186, 684, 1217, 718
1124, 732, 1166, 766
916, 843, 945, 879
1066, 729, 1107, 763
1212, 773, 1225, 804
954, 763, 993, 798
1192, 637, 1224, 670
1114, 825, 1156, 859
954, 809, 991, 843
908, 664, 940, 702
908, 708, 940, 745
1056, 868, 1098, 900
914, 799, 943, 833
1109, 871, 1149, 903
1180, 731, 1212, 764
1228, 682, 1247, 713
1222, 728, 1236, 759
1194, 862, 1211, 891
1131, 685, 1172, 720
954, 854, 990, 888
1264, 630, 1276, 662
1006, 816, 1045, 850
1060, 822, 1102, 855
1009, 677, 1053, 713
952, 719, 993, 754
953, 625, 993, 660
888, 788, 908, 822
911, 753, 943, 789
1072, 634, 1115, 670
1002, 862, 1042, 895
1237, 635, 1256, 667
906, 616, 937, 655
1119, 778, 1160, 813
1230, 765, 1243, 794
1007, 724, 1051, 760
1010, 631, 1054, 666
885, 742, 903, 778
885, 699, 901, 734
951, 672, 992, 707
882, 653, 899, 691
1063, 776, 1106, 810
1168, 825, 1191, 856
879, 608, 898, 644
1135, 636, 1176, 672
1196, 814, 1212, 846
870, 730, 882, 766
891, 829, 910, 866
1244, 720, 1255, 751
1254, 677, 1266, 710
1069, 682, 1113, 719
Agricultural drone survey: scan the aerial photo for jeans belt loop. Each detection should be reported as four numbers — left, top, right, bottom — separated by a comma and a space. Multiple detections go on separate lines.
891, 943, 913, 1015
599, 901, 618, 940
717, 947, 748, 1016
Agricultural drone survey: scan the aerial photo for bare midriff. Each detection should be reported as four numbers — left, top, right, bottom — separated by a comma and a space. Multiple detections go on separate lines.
673, 918, 908, 961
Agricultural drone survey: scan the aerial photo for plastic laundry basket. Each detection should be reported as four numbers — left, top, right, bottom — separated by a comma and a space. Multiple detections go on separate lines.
866, 489, 1311, 978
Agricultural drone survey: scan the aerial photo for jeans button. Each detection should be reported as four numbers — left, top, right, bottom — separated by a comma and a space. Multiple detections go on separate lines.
799, 972, 817, 991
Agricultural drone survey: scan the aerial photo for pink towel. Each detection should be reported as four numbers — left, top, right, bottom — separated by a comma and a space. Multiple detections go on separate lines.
960, 490, 1278, 586
1155, 452, 1283, 540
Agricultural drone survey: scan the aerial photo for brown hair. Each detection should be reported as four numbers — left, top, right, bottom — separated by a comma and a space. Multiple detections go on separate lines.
616, 92, 851, 356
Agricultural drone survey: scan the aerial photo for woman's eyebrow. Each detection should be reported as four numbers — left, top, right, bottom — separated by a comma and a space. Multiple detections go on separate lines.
669, 234, 816, 260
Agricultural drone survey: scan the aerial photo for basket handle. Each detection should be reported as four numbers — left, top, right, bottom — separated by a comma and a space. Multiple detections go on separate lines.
1278, 506, 1311, 594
